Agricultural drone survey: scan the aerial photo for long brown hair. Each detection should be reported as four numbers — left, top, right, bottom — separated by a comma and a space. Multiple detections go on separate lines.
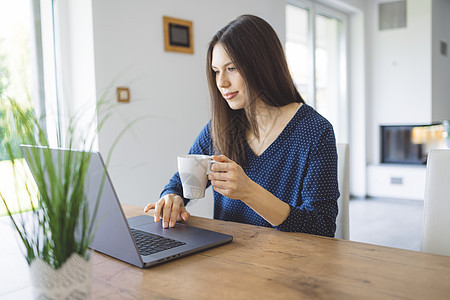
206, 15, 304, 166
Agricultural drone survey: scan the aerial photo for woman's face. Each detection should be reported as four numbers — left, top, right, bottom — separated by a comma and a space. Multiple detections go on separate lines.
211, 44, 247, 110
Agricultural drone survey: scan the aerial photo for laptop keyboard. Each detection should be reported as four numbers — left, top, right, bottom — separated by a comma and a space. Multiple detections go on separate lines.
130, 228, 186, 256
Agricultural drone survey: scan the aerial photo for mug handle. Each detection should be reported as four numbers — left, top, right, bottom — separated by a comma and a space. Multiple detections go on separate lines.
206, 159, 217, 175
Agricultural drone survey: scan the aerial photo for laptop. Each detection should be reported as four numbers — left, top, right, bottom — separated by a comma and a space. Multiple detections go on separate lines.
21, 145, 233, 268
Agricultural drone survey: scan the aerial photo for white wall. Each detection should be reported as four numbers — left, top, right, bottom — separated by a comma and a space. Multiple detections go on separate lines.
366, 0, 450, 165
367, 0, 433, 164
432, 0, 450, 123
320, 0, 368, 197
316, 0, 367, 197
91, 0, 285, 217
349, 7, 367, 197
329, 0, 450, 197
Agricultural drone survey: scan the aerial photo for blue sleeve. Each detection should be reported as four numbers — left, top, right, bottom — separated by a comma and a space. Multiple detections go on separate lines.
274, 125, 340, 237
160, 122, 213, 205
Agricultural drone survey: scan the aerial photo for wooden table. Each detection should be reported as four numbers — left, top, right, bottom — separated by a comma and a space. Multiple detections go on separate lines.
1, 204, 450, 299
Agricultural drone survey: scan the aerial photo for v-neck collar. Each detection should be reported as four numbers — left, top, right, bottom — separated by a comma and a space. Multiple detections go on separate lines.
246, 103, 307, 160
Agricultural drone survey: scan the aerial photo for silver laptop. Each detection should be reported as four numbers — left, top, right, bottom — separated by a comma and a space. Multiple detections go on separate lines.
21, 145, 232, 268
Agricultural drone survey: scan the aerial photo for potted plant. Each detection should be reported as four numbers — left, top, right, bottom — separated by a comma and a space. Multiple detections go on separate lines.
0, 97, 113, 298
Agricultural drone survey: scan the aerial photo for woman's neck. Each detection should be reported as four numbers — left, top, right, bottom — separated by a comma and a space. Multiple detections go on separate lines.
253, 103, 281, 134
253, 102, 300, 133
245, 101, 301, 156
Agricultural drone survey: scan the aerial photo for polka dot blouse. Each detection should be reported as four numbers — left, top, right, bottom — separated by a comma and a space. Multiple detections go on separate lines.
161, 104, 340, 237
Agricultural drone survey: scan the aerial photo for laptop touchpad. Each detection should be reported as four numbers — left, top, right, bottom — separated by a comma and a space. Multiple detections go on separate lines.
128, 215, 154, 226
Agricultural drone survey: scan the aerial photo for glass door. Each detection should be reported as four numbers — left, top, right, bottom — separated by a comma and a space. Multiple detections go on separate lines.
286, 1, 348, 143
286, 5, 310, 101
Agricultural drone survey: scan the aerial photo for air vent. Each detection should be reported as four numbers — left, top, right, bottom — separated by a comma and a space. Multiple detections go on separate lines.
379, 1, 407, 30
390, 177, 403, 185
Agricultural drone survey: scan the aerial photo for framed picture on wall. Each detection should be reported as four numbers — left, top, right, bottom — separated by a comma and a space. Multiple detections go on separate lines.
163, 16, 193, 54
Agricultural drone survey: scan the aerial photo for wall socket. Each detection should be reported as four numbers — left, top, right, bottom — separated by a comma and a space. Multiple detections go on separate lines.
441, 41, 448, 57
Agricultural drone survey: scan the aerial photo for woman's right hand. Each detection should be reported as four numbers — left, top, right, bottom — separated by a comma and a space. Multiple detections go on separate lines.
143, 194, 190, 228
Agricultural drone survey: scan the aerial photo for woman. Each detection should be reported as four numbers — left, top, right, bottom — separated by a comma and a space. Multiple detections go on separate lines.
144, 15, 339, 237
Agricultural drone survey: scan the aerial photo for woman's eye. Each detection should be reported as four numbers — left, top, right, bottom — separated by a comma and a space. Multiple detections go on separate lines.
227, 67, 236, 72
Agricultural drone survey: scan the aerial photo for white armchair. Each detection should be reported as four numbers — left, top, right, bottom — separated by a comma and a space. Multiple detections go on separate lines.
335, 143, 349, 240
421, 149, 450, 256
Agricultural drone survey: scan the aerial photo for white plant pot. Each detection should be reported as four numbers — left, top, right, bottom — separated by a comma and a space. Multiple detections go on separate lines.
29, 253, 92, 299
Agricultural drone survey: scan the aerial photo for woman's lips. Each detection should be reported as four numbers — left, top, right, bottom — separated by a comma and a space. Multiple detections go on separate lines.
223, 92, 238, 100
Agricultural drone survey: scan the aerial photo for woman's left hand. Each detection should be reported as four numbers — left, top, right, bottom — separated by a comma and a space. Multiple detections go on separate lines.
207, 155, 253, 200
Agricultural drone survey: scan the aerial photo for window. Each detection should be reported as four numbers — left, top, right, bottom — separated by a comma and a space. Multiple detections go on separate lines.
1, 0, 97, 216
286, 1, 348, 143
0, 0, 56, 215
0, 0, 35, 215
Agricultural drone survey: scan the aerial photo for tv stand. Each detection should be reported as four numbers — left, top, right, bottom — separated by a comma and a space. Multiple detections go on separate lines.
367, 164, 426, 200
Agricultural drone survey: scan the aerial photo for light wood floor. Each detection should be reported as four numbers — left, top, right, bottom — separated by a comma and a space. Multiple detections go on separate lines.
349, 197, 423, 251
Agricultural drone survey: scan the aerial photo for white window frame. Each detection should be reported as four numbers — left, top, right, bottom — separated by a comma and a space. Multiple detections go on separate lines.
35, 0, 98, 149
39, 0, 62, 146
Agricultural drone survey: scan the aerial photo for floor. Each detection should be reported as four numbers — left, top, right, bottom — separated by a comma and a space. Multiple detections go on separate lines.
349, 197, 424, 251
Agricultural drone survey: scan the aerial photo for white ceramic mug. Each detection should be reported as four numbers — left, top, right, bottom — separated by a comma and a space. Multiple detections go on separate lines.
178, 154, 214, 199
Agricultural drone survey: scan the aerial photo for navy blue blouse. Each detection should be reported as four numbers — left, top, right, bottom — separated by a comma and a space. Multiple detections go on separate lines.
161, 104, 339, 237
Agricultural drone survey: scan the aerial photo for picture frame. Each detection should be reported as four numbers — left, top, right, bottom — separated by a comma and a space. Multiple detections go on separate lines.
163, 16, 194, 54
